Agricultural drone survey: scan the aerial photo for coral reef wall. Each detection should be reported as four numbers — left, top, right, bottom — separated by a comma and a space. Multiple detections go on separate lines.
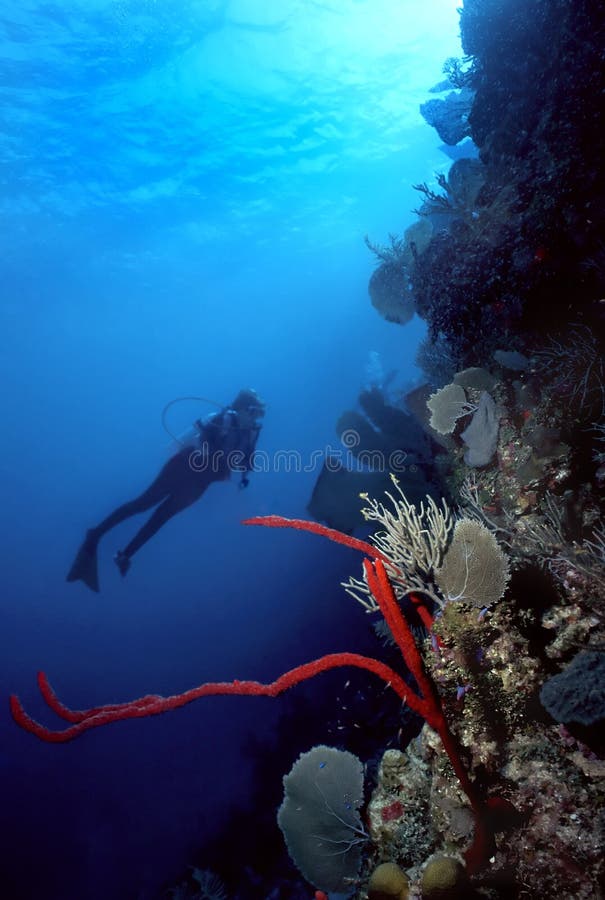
383, 0, 605, 368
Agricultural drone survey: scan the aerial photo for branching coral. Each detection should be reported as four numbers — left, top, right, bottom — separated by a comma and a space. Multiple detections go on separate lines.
534, 324, 605, 419
460, 465, 605, 596
343, 476, 453, 612
415, 333, 457, 387
442, 56, 476, 89
413, 159, 487, 234
592, 421, 605, 465
364, 233, 407, 265
343, 476, 509, 613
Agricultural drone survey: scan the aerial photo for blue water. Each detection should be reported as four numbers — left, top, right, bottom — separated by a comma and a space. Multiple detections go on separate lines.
0, 2, 462, 897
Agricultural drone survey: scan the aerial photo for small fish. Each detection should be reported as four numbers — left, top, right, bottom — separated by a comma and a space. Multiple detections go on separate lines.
533, 244, 549, 262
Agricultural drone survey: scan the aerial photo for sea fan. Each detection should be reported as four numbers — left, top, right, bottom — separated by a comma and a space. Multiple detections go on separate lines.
190, 867, 228, 900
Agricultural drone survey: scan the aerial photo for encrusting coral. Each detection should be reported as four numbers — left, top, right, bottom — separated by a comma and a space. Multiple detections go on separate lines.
420, 854, 468, 899
367, 861, 409, 900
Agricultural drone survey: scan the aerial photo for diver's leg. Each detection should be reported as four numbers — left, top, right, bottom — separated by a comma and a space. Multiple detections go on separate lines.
90, 487, 168, 539
68, 451, 193, 591
88, 453, 189, 544
115, 483, 208, 574
67, 478, 172, 590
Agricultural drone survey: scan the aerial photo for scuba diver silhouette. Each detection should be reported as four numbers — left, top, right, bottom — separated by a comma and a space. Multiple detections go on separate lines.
67, 388, 265, 592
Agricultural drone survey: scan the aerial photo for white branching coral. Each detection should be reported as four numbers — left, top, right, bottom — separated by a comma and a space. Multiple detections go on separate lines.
343, 474, 454, 611
344, 475, 511, 613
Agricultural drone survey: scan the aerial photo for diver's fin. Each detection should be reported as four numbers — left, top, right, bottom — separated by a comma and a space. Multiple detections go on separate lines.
66, 532, 100, 593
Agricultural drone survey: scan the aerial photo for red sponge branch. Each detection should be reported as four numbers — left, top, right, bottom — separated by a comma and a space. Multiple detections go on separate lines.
243, 514, 391, 564
363, 559, 482, 809
10, 652, 422, 743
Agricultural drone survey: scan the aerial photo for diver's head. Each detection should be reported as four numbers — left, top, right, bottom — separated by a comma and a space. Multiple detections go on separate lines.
231, 388, 266, 422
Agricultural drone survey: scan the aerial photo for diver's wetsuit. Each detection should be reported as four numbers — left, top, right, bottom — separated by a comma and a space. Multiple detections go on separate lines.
102, 408, 259, 562
88, 446, 219, 560
68, 405, 261, 589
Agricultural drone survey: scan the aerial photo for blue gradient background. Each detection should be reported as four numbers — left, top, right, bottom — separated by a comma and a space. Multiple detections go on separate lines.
0, 2, 461, 897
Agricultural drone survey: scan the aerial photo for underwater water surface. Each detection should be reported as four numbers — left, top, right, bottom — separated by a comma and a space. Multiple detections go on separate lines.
0, 1, 464, 898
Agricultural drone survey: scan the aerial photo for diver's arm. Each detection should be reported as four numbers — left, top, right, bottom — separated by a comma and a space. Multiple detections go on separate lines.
238, 423, 261, 488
